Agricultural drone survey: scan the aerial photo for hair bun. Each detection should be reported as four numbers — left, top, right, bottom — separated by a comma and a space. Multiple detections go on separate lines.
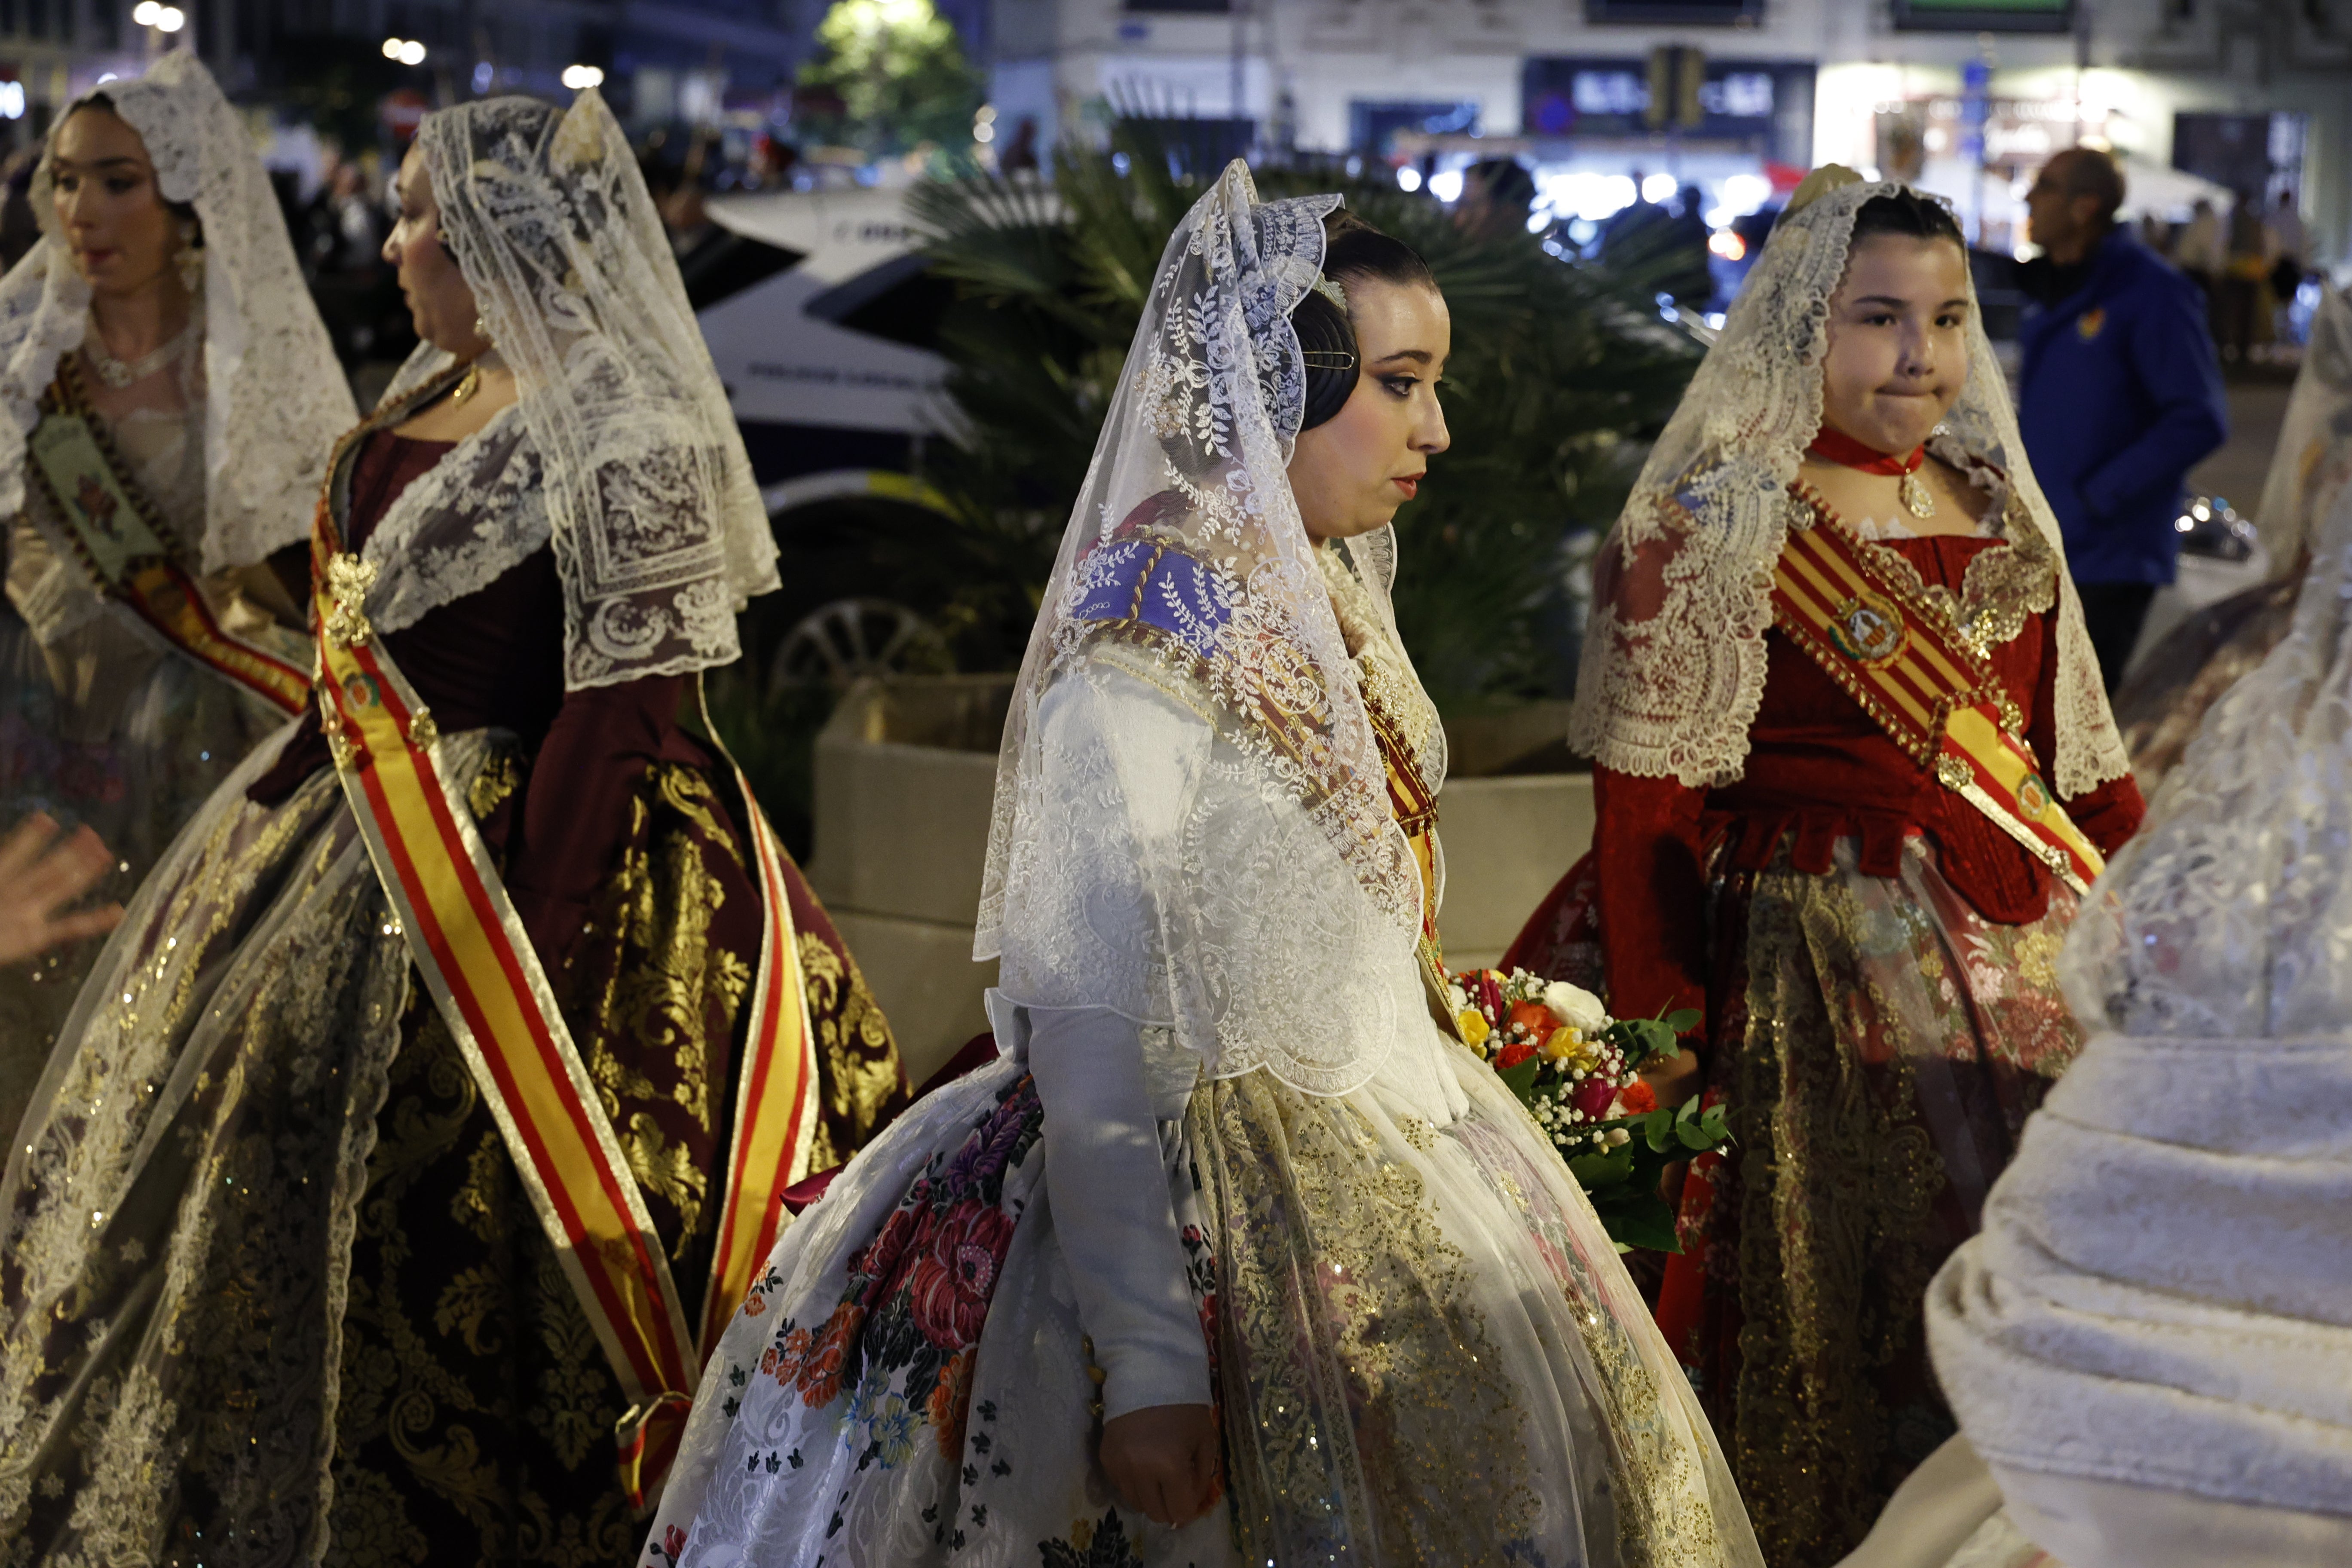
1785, 164, 1866, 215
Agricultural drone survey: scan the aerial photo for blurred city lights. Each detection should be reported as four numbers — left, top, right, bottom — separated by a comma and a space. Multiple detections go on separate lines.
1536, 172, 1638, 223
1428, 168, 1464, 203
132, 2, 158, 23
974, 104, 995, 143
1641, 172, 1677, 204
1708, 230, 1746, 260
1396, 166, 1422, 193
383, 37, 426, 64
0, 83, 23, 119
561, 64, 604, 89
155, 6, 183, 29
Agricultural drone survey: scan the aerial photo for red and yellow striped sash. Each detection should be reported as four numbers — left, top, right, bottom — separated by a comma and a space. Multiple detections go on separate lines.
1770, 504, 2106, 893
309, 400, 820, 1511
27, 368, 307, 714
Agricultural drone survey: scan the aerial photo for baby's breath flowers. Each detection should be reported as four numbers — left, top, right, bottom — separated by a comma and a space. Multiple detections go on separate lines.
1447, 966, 1732, 1253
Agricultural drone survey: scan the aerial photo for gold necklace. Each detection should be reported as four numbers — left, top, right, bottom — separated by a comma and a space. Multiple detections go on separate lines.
449, 362, 483, 405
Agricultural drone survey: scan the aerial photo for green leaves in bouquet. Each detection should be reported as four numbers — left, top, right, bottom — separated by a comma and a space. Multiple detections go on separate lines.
1494, 1052, 1546, 1107
1598, 1007, 1699, 1072
1577, 1094, 1730, 1254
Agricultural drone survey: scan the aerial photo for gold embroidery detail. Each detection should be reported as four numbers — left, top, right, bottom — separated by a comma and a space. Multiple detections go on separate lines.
1191, 1072, 1537, 1563
798, 928, 903, 1173
324, 551, 379, 648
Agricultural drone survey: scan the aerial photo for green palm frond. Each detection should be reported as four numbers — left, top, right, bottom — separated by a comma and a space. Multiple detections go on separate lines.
895, 129, 1705, 701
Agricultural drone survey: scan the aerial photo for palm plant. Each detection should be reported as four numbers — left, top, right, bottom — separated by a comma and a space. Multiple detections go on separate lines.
901, 124, 1706, 705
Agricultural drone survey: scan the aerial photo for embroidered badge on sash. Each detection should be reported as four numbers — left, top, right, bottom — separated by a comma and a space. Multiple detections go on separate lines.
1826, 590, 1908, 665
2076, 307, 2106, 340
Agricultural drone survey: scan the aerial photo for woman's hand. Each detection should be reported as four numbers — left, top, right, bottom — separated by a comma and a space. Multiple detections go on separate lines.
0, 814, 122, 966
1639, 1045, 1704, 1110
1099, 1403, 1221, 1528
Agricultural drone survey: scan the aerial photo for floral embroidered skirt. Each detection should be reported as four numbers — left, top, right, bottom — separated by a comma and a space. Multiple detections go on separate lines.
1515, 834, 2084, 1568
644, 1020, 1764, 1568
0, 728, 904, 1565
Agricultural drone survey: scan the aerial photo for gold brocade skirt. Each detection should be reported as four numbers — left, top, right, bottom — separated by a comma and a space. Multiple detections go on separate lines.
642, 1017, 1762, 1567
1659, 834, 2085, 1568
0, 729, 904, 1565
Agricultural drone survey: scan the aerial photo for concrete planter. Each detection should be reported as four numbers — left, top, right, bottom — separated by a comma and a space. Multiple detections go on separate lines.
810, 677, 1593, 1086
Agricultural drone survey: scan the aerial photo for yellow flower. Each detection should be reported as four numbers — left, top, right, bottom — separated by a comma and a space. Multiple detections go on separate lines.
1456, 1010, 1491, 1049
1540, 1026, 1580, 1060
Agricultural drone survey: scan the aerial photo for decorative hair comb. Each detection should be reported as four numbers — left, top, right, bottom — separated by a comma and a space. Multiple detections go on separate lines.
1312, 274, 1349, 313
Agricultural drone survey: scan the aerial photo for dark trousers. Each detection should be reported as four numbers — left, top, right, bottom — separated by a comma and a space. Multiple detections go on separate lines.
2075, 580, 2158, 695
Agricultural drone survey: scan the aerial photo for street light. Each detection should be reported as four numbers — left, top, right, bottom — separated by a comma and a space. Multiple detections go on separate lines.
560, 64, 603, 90
132, 1, 182, 27
382, 37, 426, 65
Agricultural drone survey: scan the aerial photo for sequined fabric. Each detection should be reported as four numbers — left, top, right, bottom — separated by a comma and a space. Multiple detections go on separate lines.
1668, 834, 2082, 1567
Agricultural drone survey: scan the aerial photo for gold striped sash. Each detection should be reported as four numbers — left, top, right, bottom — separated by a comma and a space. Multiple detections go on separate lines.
309, 416, 819, 1511
1770, 503, 2106, 893
28, 363, 307, 714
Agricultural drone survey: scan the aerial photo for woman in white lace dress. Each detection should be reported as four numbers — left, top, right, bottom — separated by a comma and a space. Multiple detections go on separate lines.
0, 53, 353, 1133
640, 163, 1762, 1568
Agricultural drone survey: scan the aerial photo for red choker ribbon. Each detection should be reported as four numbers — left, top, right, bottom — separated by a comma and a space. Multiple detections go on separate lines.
1808, 427, 1926, 476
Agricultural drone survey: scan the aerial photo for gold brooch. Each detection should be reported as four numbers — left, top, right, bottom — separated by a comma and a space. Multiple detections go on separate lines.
324, 552, 380, 648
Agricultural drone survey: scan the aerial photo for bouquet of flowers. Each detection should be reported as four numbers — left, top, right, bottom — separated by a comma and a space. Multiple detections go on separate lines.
1446, 966, 1731, 1253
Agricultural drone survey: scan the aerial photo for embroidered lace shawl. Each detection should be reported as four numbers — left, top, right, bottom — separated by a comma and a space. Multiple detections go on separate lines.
383, 91, 777, 690
976, 161, 1443, 1095
1568, 174, 2130, 799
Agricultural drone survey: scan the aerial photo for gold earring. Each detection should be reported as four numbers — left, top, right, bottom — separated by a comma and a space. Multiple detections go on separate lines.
175, 224, 202, 292
472, 312, 490, 343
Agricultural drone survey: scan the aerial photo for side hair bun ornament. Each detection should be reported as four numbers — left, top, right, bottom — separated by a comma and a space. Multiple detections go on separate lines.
1312, 274, 1350, 314
1785, 164, 1866, 216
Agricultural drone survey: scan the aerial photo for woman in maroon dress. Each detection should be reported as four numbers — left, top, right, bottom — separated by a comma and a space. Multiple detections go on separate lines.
1507, 170, 2143, 1566
0, 92, 904, 1560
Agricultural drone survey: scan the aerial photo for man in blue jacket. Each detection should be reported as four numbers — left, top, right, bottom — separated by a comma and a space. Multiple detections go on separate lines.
2018, 148, 2229, 691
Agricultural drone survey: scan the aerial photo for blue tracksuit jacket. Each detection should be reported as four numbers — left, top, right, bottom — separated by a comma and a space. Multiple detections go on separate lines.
2016, 227, 2228, 585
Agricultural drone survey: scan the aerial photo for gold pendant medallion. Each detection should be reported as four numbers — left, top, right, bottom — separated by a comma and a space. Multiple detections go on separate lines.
1901, 469, 1936, 520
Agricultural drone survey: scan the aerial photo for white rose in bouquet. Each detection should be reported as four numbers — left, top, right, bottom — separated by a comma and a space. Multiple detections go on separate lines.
1541, 980, 1609, 1034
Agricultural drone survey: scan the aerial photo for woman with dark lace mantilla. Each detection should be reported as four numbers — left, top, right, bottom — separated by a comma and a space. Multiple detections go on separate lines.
0, 91, 905, 1559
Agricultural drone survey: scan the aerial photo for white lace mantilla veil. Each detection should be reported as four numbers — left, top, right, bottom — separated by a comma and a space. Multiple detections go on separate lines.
973, 160, 1437, 1096
0, 50, 354, 574
1568, 167, 2130, 799
2251, 280, 2352, 576
1921, 467, 2352, 1565
380, 89, 776, 689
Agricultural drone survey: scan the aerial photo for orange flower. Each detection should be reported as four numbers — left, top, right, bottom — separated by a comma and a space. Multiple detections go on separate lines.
929, 1346, 976, 1458
795, 1305, 863, 1406
1617, 1081, 1657, 1115
1507, 1000, 1553, 1039
743, 1289, 767, 1317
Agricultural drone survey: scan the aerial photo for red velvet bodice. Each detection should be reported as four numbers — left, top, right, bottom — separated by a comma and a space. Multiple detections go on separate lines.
1594, 531, 2145, 1031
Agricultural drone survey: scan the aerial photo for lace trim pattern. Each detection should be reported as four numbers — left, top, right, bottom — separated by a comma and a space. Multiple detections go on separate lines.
349, 400, 550, 639
1570, 178, 2129, 798
415, 92, 777, 690
0, 54, 353, 574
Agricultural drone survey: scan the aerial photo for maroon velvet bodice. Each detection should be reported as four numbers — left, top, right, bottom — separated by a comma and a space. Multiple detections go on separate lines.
250, 426, 737, 976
